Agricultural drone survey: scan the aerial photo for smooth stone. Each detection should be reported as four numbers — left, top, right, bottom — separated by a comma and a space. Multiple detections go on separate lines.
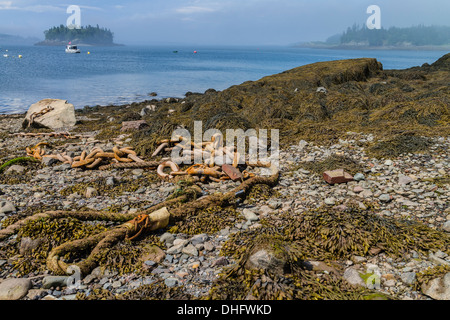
181, 244, 198, 256
160, 232, 175, 245
0, 278, 31, 300
141, 245, 166, 263
53, 163, 72, 171
443, 221, 450, 233
0, 200, 15, 214
343, 268, 365, 287
190, 233, 209, 246
353, 173, 365, 181
164, 277, 179, 288
324, 197, 336, 205
398, 175, 414, 185
166, 243, 185, 255
5, 165, 26, 174
379, 194, 391, 202
42, 276, 70, 289
242, 209, 259, 222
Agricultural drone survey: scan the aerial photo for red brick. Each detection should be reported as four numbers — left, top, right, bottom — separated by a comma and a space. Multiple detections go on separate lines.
323, 169, 353, 184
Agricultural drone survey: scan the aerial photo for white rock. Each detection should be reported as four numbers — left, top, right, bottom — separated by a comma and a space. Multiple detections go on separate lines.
24, 99, 76, 129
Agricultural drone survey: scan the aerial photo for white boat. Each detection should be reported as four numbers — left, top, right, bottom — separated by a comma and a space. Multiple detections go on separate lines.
65, 45, 81, 53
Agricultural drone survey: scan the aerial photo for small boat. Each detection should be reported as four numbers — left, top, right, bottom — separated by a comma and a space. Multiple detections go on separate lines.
65, 45, 81, 53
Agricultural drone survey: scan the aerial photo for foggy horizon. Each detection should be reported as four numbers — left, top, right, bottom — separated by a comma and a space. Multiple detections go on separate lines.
1, 0, 449, 46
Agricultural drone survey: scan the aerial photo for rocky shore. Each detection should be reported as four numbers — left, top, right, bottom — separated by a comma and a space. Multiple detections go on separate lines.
0, 53, 448, 301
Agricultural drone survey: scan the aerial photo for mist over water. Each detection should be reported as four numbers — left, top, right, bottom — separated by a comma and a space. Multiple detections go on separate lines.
0, 45, 446, 114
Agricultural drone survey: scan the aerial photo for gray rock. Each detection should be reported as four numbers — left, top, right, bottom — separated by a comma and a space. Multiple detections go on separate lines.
0, 200, 15, 214
379, 194, 391, 202
105, 177, 115, 186
203, 241, 215, 252
42, 157, 58, 166
211, 257, 229, 267
267, 200, 281, 210
422, 272, 450, 300
242, 208, 259, 222
443, 220, 450, 233
401, 272, 416, 285
5, 165, 26, 174
53, 163, 72, 171
190, 233, 208, 246
343, 268, 365, 287
144, 260, 156, 267
398, 175, 414, 185
0, 278, 31, 300
160, 232, 175, 246
164, 277, 179, 288
353, 173, 365, 181
166, 243, 186, 255
181, 244, 198, 256
324, 197, 336, 205
429, 252, 450, 266
42, 276, 70, 289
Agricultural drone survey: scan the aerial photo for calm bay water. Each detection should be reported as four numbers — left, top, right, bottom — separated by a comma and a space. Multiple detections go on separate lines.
0, 45, 447, 114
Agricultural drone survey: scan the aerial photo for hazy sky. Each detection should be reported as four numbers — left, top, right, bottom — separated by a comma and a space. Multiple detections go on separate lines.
1, 0, 449, 45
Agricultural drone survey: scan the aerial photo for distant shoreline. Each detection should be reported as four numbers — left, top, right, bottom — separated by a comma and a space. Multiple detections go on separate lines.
34, 40, 125, 47
295, 43, 450, 51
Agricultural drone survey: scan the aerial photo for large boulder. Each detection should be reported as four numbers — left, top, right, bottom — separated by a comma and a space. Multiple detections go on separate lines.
23, 99, 77, 129
422, 272, 450, 300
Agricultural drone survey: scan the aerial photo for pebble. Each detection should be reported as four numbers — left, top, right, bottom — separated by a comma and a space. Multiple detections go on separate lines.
379, 194, 391, 202
242, 208, 259, 222
443, 221, 450, 232
0, 128, 448, 301
181, 244, 199, 256
164, 277, 180, 288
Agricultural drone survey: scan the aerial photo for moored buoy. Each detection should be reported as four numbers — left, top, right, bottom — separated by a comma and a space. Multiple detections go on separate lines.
193, 50, 197, 53
87, 51, 90, 54
18, 55, 22, 58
